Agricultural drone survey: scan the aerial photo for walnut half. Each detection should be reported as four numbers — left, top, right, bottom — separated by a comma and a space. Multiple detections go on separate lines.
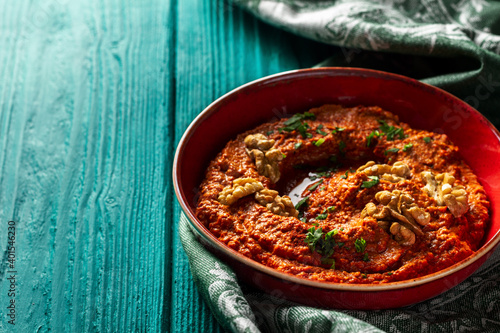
255, 188, 298, 218
362, 189, 429, 245
390, 222, 416, 246
357, 161, 411, 183
245, 134, 283, 183
218, 178, 264, 205
421, 171, 468, 217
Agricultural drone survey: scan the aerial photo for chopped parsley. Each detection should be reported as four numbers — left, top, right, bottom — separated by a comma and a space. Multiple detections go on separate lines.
316, 124, 328, 136
340, 171, 348, 179
355, 238, 367, 253
322, 230, 338, 257
361, 176, 379, 188
423, 137, 432, 143
384, 147, 400, 155
314, 170, 332, 178
363, 253, 370, 262
332, 127, 345, 134
266, 130, 274, 136
386, 272, 393, 276
279, 112, 316, 138
403, 143, 413, 152
284, 112, 316, 125
314, 138, 326, 146
366, 130, 381, 147
295, 196, 309, 210
304, 227, 340, 267
316, 206, 335, 220
326, 206, 336, 212
307, 179, 324, 192
378, 120, 405, 141
316, 213, 328, 220
304, 227, 323, 251
294, 142, 303, 150
319, 186, 326, 191
282, 153, 287, 159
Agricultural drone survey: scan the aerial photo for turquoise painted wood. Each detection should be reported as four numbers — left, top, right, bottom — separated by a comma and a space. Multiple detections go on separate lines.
0, 0, 335, 331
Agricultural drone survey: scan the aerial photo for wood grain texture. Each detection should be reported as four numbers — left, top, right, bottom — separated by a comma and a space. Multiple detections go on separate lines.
0, 0, 336, 331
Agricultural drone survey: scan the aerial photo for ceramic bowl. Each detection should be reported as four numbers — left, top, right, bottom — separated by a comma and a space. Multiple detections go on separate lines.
173, 68, 500, 309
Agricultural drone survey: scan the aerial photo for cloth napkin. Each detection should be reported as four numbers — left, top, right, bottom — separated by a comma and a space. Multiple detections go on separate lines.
232, 0, 500, 127
180, 214, 500, 333
179, 1, 500, 332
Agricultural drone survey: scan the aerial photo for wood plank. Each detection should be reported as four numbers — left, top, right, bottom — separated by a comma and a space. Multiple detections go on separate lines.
172, 1, 338, 331
0, 0, 340, 331
0, 0, 174, 331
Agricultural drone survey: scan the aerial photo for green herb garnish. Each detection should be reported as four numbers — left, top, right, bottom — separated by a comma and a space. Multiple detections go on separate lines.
319, 186, 326, 191
283, 112, 316, 125
316, 171, 332, 177
363, 253, 370, 262
322, 230, 338, 257
294, 142, 302, 150
378, 120, 405, 141
316, 213, 328, 220
361, 176, 379, 188
282, 153, 287, 158
384, 147, 400, 155
279, 112, 316, 138
332, 127, 345, 134
316, 124, 328, 136
340, 171, 348, 179
314, 138, 325, 146
403, 143, 413, 152
308, 179, 324, 191
304, 227, 324, 251
266, 130, 274, 136
305, 227, 340, 266
295, 196, 309, 210
326, 206, 336, 212
366, 130, 380, 147
317, 129, 328, 135
355, 238, 367, 253
423, 137, 432, 143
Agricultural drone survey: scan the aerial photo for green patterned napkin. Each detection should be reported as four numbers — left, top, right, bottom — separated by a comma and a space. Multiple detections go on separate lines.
232, 0, 500, 127
180, 1, 500, 331
180, 214, 500, 333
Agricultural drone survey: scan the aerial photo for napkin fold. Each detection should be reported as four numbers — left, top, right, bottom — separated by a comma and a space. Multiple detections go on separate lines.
180, 214, 500, 333
232, 0, 500, 127
180, 1, 500, 331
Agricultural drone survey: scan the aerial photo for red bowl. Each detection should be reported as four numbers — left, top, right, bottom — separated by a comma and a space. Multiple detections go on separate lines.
173, 68, 500, 309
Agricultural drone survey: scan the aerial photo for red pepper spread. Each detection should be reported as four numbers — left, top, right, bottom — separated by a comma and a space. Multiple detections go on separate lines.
196, 105, 489, 284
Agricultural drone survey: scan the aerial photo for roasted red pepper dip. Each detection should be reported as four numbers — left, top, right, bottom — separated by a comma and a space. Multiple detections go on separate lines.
196, 105, 489, 284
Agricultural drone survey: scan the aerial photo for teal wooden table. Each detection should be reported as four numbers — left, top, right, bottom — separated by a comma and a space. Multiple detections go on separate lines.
0, 1, 336, 331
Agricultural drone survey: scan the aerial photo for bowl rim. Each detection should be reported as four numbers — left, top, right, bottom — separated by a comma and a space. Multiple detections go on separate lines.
173, 67, 500, 292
